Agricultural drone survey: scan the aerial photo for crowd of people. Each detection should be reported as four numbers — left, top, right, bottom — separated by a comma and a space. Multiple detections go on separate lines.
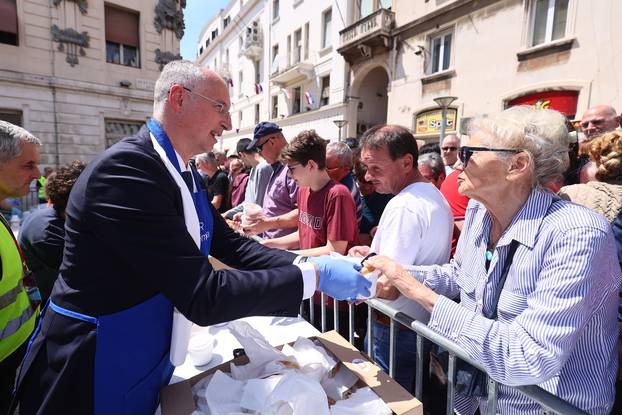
0, 59, 621, 415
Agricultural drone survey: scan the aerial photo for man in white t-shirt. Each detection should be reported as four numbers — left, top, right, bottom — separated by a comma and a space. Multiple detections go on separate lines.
349, 124, 453, 391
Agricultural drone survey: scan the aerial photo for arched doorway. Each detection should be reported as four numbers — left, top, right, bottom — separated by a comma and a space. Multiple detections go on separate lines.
351, 66, 389, 138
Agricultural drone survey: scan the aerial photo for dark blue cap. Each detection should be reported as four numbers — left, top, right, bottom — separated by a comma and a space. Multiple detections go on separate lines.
247, 121, 282, 150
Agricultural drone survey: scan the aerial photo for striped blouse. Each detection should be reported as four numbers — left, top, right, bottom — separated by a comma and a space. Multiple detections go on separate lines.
411, 188, 621, 415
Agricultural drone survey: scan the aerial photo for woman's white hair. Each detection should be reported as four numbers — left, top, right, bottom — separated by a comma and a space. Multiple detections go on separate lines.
153, 60, 204, 114
468, 106, 569, 187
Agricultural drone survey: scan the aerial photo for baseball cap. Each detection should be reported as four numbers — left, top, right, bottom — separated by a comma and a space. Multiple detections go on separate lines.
247, 121, 282, 150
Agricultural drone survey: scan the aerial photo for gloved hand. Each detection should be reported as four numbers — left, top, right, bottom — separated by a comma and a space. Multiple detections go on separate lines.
308, 256, 372, 301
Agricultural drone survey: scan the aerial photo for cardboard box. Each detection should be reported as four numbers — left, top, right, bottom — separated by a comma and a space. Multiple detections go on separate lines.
161, 330, 423, 415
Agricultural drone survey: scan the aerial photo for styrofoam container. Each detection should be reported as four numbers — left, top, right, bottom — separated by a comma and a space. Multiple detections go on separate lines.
188, 333, 215, 366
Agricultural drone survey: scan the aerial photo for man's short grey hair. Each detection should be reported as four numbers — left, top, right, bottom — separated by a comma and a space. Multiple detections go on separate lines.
153, 60, 204, 113
196, 152, 217, 166
326, 141, 353, 167
0, 121, 41, 164
468, 106, 569, 188
418, 152, 445, 180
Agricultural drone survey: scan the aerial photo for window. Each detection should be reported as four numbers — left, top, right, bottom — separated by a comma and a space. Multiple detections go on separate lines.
0, 0, 18, 46
254, 60, 261, 84
304, 23, 309, 60
105, 5, 140, 68
238, 111, 242, 127
358, 0, 391, 19
238, 70, 243, 97
214, 57, 218, 70
206, 38, 211, 48
292, 87, 301, 114
273, 0, 279, 20
223, 16, 230, 29
286, 35, 291, 67
239, 34, 244, 49
254, 104, 260, 124
271, 44, 279, 74
225, 48, 229, 64
429, 31, 452, 74
320, 76, 330, 107
105, 119, 143, 148
0, 109, 22, 126
293, 29, 302, 64
322, 9, 332, 49
199, 46, 203, 55
212, 29, 219, 40
531, 0, 569, 46
271, 95, 278, 119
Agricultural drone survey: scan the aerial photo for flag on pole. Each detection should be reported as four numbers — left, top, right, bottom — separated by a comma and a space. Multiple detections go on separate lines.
224, 77, 234, 87
281, 88, 290, 100
255, 83, 263, 94
304, 91, 315, 106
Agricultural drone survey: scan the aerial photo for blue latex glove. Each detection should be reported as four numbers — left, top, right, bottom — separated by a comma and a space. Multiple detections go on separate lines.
308, 256, 372, 301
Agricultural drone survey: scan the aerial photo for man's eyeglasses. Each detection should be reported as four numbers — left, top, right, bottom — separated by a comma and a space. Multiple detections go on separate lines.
458, 146, 523, 168
441, 146, 458, 152
255, 137, 272, 152
181, 87, 230, 117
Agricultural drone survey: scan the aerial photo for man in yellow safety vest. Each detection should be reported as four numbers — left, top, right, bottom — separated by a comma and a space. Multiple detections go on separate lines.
0, 120, 41, 413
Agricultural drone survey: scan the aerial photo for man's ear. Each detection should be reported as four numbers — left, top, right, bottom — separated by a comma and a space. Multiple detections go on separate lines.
401, 153, 414, 171
168, 84, 185, 112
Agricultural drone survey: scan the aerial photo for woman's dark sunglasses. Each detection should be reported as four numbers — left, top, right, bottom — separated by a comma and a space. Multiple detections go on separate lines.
458, 146, 523, 168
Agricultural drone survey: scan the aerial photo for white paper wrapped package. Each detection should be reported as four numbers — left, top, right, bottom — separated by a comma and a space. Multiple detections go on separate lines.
263, 373, 330, 415
204, 370, 244, 415
328, 252, 378, 299
330, 387, 392, 415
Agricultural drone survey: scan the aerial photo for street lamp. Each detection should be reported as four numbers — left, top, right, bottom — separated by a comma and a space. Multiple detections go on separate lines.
333, 120, 348, 142
433, 96, 457, 144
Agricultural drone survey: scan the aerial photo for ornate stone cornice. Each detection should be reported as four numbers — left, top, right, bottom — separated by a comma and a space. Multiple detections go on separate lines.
51, 25, 90, 67
154, 0, 186, 40
52, 0, 88, 14
155, 49, 182, 71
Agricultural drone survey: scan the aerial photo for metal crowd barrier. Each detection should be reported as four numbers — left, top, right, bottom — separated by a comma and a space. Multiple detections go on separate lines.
300, 295, 589, 415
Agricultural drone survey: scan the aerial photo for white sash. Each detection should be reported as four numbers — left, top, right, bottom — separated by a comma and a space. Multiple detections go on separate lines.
150, 133, 196, 366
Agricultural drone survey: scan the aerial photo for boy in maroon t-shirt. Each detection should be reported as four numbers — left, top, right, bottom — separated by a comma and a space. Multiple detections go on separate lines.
262, 130, 358, 255
262, 130, 358, 337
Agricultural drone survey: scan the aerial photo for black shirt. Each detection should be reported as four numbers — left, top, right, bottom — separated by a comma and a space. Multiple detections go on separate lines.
206, 169, 230, 213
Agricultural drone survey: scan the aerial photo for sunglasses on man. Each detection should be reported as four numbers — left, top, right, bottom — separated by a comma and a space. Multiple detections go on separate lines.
458, 146, 523, 168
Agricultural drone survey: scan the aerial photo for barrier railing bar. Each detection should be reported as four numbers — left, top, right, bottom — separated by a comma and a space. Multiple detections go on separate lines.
415, 333, 424, 400
333, 298, 339, 333
388, 318, 397, 378
364, 298, 588, 415
367, 304, 373, 358
320, 292, 326, 333
446, 353, 456, 415
348, 302, 355, 344
487, 378, 498, 415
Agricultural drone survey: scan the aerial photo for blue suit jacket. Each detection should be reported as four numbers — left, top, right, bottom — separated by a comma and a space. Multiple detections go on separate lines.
16, 126, 303, 414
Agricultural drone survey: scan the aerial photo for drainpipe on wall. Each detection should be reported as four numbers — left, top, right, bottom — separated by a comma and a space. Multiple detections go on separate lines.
48, 0, 60, 168
389, 34, 399, 124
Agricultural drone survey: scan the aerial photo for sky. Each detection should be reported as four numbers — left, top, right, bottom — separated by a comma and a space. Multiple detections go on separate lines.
181, 0, 230, 60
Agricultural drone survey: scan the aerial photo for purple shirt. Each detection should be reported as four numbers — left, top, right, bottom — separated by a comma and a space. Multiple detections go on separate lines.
262, 162, 298, 239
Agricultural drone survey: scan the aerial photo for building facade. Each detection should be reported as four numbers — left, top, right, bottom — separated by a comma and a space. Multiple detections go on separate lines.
338, 0, 622, 142
0, 0, 183, 166
196, 0, 356, 151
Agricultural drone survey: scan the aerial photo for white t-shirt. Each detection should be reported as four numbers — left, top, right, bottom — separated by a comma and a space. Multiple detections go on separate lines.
370, 181, 453, 323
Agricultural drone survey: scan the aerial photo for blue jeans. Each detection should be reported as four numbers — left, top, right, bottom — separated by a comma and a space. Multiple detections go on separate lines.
365, 320, 419, 392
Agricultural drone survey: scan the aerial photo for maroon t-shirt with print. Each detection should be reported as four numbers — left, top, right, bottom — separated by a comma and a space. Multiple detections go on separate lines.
297, 180, 358, 251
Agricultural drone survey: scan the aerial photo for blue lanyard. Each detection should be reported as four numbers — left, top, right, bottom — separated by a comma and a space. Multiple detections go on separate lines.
147, 119, 213, 256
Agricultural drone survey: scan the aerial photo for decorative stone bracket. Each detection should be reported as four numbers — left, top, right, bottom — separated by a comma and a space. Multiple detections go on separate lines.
51, 25, 90, 67
155, 49, 182, 71
154, 0, 186, 40
53, 0, 88, 14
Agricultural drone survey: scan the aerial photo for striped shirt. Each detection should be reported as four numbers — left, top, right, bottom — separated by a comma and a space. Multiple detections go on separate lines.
411, 188, 621, 415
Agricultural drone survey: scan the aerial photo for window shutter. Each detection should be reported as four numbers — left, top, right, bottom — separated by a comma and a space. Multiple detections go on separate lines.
105, 6, 139, 47
0, 0, 18, 35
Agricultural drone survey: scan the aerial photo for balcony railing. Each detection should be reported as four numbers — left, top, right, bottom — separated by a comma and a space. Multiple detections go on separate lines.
339, 8, 394, 51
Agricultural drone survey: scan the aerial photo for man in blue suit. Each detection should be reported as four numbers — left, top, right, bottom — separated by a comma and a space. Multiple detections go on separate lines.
14, 61, 370, 415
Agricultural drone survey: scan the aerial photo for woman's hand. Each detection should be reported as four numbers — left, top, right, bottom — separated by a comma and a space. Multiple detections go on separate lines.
365, 255, 439, 312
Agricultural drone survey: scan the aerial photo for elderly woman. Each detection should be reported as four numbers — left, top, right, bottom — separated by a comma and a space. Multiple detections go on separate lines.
366, 106, 621, 414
